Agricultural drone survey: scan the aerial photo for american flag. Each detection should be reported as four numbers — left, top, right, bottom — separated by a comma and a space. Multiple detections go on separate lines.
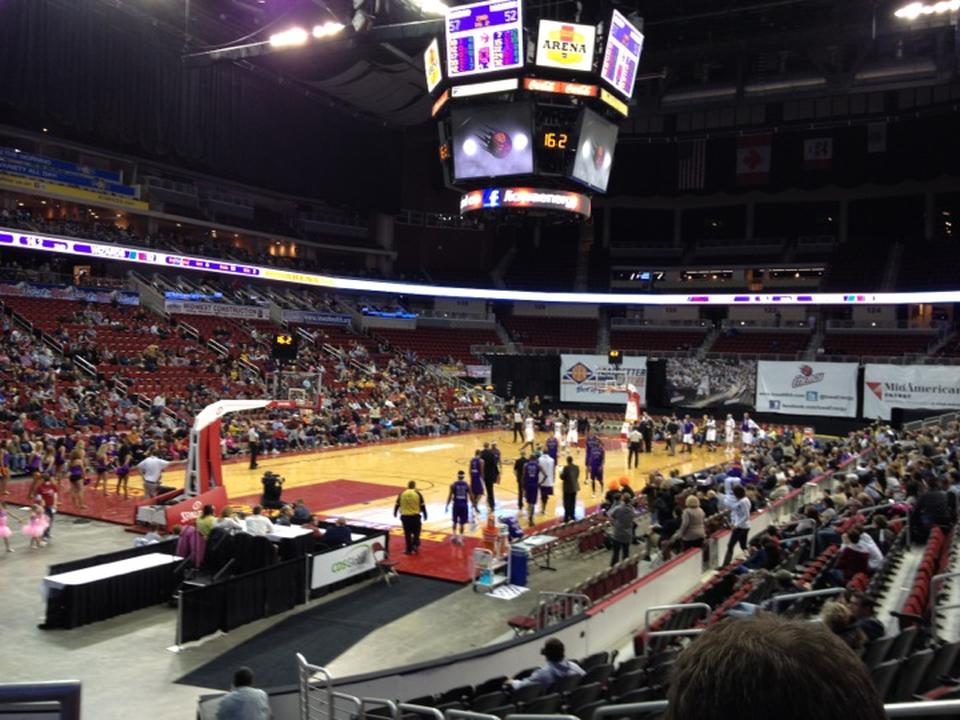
678, 138, 706, 190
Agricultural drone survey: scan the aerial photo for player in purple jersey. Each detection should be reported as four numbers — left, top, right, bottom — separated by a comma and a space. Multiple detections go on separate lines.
523, 454, 541, 527
545, 436, 559, 464
469, 450, 485, 512
589, 438, 605, 494
445, 470, 474, 545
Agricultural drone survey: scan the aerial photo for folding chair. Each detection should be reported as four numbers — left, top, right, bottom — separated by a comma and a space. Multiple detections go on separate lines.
371, 541, 399, 585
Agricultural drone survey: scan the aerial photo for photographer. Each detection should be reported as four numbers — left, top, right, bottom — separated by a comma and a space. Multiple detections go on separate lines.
260, 471, 285, 510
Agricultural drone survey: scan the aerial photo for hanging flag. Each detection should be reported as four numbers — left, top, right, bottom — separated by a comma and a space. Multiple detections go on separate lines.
803, 137, 833, 170
736, 134, 771, 185
677, 138, 706, 191
868, 122, 887, 154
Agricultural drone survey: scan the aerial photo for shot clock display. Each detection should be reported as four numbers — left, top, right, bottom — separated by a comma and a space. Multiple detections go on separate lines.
542, 131, 569, 150
271, 333, 299, 362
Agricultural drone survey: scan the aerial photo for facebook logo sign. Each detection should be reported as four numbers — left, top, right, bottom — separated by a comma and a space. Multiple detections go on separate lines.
768, 400, 781, 410
482, 189, 501, 208
806, 391, 819, 401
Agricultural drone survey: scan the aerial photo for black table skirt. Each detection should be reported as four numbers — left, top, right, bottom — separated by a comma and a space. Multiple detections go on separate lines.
45, 561, 181, 629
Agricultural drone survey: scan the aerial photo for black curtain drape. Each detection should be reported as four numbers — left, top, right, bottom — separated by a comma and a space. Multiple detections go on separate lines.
0, 0, 401, 208
48, 538, 178, 576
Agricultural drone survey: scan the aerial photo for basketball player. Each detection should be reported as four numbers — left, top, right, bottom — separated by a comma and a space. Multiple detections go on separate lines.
537, 448, 556, 516
513, 450, 527, 510
545, 433, 559, 466
741, 412, 760, 448
588, 436, 605, 496
705, 416, 718, 452
566, 416, 579, 450
523, 452, 541, 527
724, 414, 736, 453
469, 449, 484, 512
553, 415, 565, 449
681, 416, 695, 454
445, 470, 474, 544
520, 414, 536, 453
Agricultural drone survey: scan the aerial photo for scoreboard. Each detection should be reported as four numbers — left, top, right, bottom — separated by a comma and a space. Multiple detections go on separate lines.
445, 0, 523, 78
428, 1, 644, 221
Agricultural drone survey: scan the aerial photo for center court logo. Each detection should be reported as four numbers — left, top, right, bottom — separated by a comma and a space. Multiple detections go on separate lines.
791, 364, 824, 388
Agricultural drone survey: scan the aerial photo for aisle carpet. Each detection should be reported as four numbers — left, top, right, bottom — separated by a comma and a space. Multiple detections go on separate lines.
175, 576, 460, 690
230, 479, 403, 514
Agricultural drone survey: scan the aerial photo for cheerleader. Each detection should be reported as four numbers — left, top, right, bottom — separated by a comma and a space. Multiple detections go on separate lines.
724, 414, 736, 454
53, 442, 68, 487
93, 441, 113, 495
21, 503, 48, 549
705, 416, 718, 452
0, 501, 21, 552
115, 444, 133, 500
67, 448, 88, 510
26, 441, 44, 498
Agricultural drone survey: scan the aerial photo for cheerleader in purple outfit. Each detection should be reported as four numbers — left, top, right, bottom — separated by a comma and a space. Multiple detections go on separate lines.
21, 504, 48, 549
67, 448, 88, 510
0, 501, 21, 552
54, 444, 68, 486
0, 447, 9, 497
26, 442, 44, 498
115, 446, 132, 500
93, 441, 113, 496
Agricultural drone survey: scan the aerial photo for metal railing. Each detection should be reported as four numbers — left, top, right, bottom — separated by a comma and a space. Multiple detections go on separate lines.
763, 586, 845, 612
931, 571, 960, 642
530, 591, 592, 631
642, 603, 711, 649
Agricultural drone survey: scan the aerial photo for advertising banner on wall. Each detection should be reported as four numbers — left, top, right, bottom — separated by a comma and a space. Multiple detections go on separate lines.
863, 364, 960, 420
310, 533, 387, 590
280, 309, 351, 326
164, 300, 270, 320
667, 357, 757, 408
755, 361, 858, 417
560, 354, 646, 404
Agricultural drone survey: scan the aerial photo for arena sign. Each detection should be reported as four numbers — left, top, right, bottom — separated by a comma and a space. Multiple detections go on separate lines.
535, 20, 596, 71
8, 226, 960, 306
560, 353, 646, 405
755, 361, 858, 418
863, 363, 960, 420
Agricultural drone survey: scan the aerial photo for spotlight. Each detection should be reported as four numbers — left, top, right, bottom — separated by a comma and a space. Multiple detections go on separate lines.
512, 133, 529, 152
313, 22, 345, 38
895, 0, 960, 19
418, 0, 448, 14
269, 27, 309, 47
462, 138, 478, 156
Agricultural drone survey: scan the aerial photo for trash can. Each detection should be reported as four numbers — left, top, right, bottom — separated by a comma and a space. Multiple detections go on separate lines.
510, 545, 529, 587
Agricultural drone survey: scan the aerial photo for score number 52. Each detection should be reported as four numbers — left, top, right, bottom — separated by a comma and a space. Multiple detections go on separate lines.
543, 132, 568, 149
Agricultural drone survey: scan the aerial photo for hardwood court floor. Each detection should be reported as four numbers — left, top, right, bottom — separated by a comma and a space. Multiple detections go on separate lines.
221, 431, 723, 540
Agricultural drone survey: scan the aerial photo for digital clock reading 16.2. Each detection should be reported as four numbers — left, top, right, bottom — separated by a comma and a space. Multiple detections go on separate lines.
542, 131, 569, 149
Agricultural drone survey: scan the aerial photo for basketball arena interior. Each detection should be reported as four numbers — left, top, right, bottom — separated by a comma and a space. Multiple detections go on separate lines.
2, 1, 960, 719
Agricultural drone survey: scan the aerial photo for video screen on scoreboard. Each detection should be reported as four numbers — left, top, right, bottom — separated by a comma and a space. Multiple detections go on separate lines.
445, 0, 523, 79
570, 108, 619, 192
451, 103, 534, 180
600, 9, 644, 99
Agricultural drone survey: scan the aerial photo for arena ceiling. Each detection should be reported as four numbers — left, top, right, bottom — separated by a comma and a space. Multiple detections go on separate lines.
136, 0, 953, 127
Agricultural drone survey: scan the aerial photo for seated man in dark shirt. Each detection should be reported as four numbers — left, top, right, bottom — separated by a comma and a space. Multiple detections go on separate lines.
321, 517, 352, 548
291, 498, 313, 525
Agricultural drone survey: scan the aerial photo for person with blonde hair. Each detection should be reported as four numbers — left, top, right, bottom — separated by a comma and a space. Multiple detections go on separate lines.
675, 494, 706, 549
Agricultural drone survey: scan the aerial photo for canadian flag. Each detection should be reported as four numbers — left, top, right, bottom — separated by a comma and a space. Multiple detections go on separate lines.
736, 134, 772, 185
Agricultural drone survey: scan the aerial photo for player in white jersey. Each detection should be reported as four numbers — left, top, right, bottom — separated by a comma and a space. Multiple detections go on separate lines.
566, 417, 579, 450
724, 414, 736, 453
520, 415, 536, 453
705, 416, 718, 451
554, 417, 565, 448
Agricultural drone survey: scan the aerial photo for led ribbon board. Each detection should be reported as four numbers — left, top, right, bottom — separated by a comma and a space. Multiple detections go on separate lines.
445, 0, 523, 78
459, 187, 592, 218
3, 227, 959, 306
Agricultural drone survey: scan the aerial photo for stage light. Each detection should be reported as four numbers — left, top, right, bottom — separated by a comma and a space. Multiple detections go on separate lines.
895, 0, 960, 19
462, 138, 478, 156
269, 27, 309, 47
313, 22, 345, 38
513, 133, 529, 152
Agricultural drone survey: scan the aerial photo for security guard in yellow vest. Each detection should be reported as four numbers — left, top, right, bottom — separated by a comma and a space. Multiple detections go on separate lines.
394, 480, 427, 555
